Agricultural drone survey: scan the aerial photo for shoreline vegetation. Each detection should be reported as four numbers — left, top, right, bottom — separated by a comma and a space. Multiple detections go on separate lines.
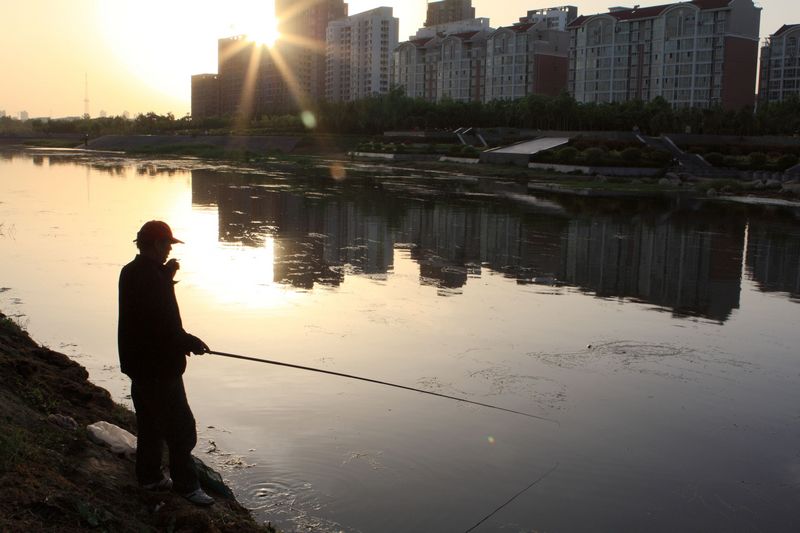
0, 311, 274, 532
3, 134, 799, 204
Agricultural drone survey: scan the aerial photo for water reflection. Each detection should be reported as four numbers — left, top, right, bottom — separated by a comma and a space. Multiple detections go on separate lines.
188, 169, 794, 321
747, 220, 800, 301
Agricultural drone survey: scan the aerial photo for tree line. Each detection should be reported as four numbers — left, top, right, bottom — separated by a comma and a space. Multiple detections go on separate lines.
3, 92, 800, 137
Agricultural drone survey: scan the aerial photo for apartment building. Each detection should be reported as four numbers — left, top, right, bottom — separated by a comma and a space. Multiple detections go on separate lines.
394, 18, 492, 102
275, 0, 349, 104
759, 24, 800, 105
326, 7, 399, 102
485, 19, 570, 101
568, 0, 761, 109
394, 8, 570, 104
191, 74, 220, 120
522, 5, 578, 30
425, 0, 476, 27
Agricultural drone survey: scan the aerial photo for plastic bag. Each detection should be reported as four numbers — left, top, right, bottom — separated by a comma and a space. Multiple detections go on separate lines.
193, 456, 235, 499
86, 421, 137, 459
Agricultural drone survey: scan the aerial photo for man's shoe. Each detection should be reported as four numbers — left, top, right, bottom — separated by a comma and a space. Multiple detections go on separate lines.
140, 476, 173, 491
182, 488, 215, 506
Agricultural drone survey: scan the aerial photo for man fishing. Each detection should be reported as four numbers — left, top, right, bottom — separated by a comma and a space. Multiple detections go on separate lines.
118, 220, 214, 506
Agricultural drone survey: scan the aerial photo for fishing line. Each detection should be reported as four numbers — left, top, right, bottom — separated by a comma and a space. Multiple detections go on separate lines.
463, 462, 560, 533
208, 350, 558, 424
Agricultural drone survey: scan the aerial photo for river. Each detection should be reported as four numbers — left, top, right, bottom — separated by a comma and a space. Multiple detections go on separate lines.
1, 148, 800, 532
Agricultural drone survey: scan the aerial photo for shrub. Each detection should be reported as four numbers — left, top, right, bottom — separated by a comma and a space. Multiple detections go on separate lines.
748, 152, 768, 169
723, 155, 740, 168
704, 152, 724, 166
646, 149, 673, 166
448, 144, 464, 156
583, 147, 606, 165
621, 147, 643, 163
461, 145, 479, 157
777, 153, 799, 170
556, 146, 579, 163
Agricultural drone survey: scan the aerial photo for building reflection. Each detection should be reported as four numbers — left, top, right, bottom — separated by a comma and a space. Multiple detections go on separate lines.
561, 216, 743, 321
192, 170, 758, 321
746, 221, 800, 302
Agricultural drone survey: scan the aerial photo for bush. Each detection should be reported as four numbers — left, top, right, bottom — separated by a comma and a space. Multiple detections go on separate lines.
461, 145, 479, 157
621, 147, 643, 163
748, 152, 768, 169
723, 155, 740, 168
556, 146, 579, 163
704, 152, 724, 166
583, 147, 606, 165
646, 149, 673, 166
448, 144, 464, 156
777, 153, 799, 170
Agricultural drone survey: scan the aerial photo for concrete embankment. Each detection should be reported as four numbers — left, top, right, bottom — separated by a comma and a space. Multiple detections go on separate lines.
0, 311, 273, 532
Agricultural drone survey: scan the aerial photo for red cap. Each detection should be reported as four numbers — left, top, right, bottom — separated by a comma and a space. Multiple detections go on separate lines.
134, 220, 184, 244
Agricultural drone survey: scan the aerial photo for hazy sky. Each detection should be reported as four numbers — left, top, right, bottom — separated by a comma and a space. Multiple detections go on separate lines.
1, 0, 797, 118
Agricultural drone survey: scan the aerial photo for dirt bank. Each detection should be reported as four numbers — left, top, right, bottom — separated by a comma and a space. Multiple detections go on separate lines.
0, 312, 274, 532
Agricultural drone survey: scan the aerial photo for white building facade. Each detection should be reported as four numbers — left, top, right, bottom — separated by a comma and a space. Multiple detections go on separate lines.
325, 7, 399, 102
568, 0, 761, 109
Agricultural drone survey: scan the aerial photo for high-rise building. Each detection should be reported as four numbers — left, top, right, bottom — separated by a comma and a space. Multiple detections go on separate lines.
0, 110, 5, 118
521, 5, 577, 31
215, 36, 288, 118
19, 111, 29, 121
758, 25, 800, 105
394, 18, 492, 103
191, 74, 220, 120
424, 0, 475, 27
275, 0, 348, 104
568, 0, 761, 109
394, 9, 570, 104
485, 18, 570, 101
326, 7, 399, 102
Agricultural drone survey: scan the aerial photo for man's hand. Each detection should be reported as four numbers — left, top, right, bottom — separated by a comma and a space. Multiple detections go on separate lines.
164, 258, 181, 280
186, 334, 210, 355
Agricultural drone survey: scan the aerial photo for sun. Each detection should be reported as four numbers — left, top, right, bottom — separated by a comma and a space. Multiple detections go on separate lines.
246, 17, 280, 47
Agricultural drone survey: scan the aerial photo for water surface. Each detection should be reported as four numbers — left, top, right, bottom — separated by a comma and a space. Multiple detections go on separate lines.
1, 148, 800, 532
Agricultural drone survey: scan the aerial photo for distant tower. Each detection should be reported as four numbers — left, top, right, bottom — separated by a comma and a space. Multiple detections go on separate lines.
84, 72, 90, 118
424, 0, 475, 27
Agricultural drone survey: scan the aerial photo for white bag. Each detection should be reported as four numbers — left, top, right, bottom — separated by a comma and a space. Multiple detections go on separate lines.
86, 421, 137, 459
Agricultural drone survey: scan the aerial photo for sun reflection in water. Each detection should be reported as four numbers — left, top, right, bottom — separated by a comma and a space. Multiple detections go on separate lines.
175, 208, 300, 310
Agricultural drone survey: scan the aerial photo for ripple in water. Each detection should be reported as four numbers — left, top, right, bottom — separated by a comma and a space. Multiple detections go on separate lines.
528, 340, 753, 381
234, 473, 353, 533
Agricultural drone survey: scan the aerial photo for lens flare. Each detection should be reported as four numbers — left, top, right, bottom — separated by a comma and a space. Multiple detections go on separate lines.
300, 110, 317, 129
330, 162, 346, 181
487, 436, 496, 445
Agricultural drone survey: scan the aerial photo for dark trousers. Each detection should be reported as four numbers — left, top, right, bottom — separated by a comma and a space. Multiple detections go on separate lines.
131, 376, 199, 493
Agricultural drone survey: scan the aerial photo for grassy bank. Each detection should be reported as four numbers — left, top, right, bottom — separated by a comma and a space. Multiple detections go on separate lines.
0, 312, 274, 532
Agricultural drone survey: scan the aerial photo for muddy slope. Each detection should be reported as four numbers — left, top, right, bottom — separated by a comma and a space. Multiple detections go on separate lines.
0, 312, 274, 532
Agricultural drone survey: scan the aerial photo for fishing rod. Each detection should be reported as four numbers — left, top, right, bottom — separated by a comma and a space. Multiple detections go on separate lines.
208, 350, 557, 424
462, 462, 559, 533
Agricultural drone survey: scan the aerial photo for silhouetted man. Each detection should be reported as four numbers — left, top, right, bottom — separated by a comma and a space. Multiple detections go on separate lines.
118, 220, 214, 506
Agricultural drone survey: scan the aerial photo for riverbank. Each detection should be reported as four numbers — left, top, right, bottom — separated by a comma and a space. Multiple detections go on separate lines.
0, 311, 274, 532
7, 137, 800, 204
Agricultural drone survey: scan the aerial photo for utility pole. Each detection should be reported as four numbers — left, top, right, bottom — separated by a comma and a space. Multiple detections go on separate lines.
84, 72, 90, 119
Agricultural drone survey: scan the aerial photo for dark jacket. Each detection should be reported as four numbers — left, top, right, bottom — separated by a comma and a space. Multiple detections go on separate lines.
118, 254, 193, 380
